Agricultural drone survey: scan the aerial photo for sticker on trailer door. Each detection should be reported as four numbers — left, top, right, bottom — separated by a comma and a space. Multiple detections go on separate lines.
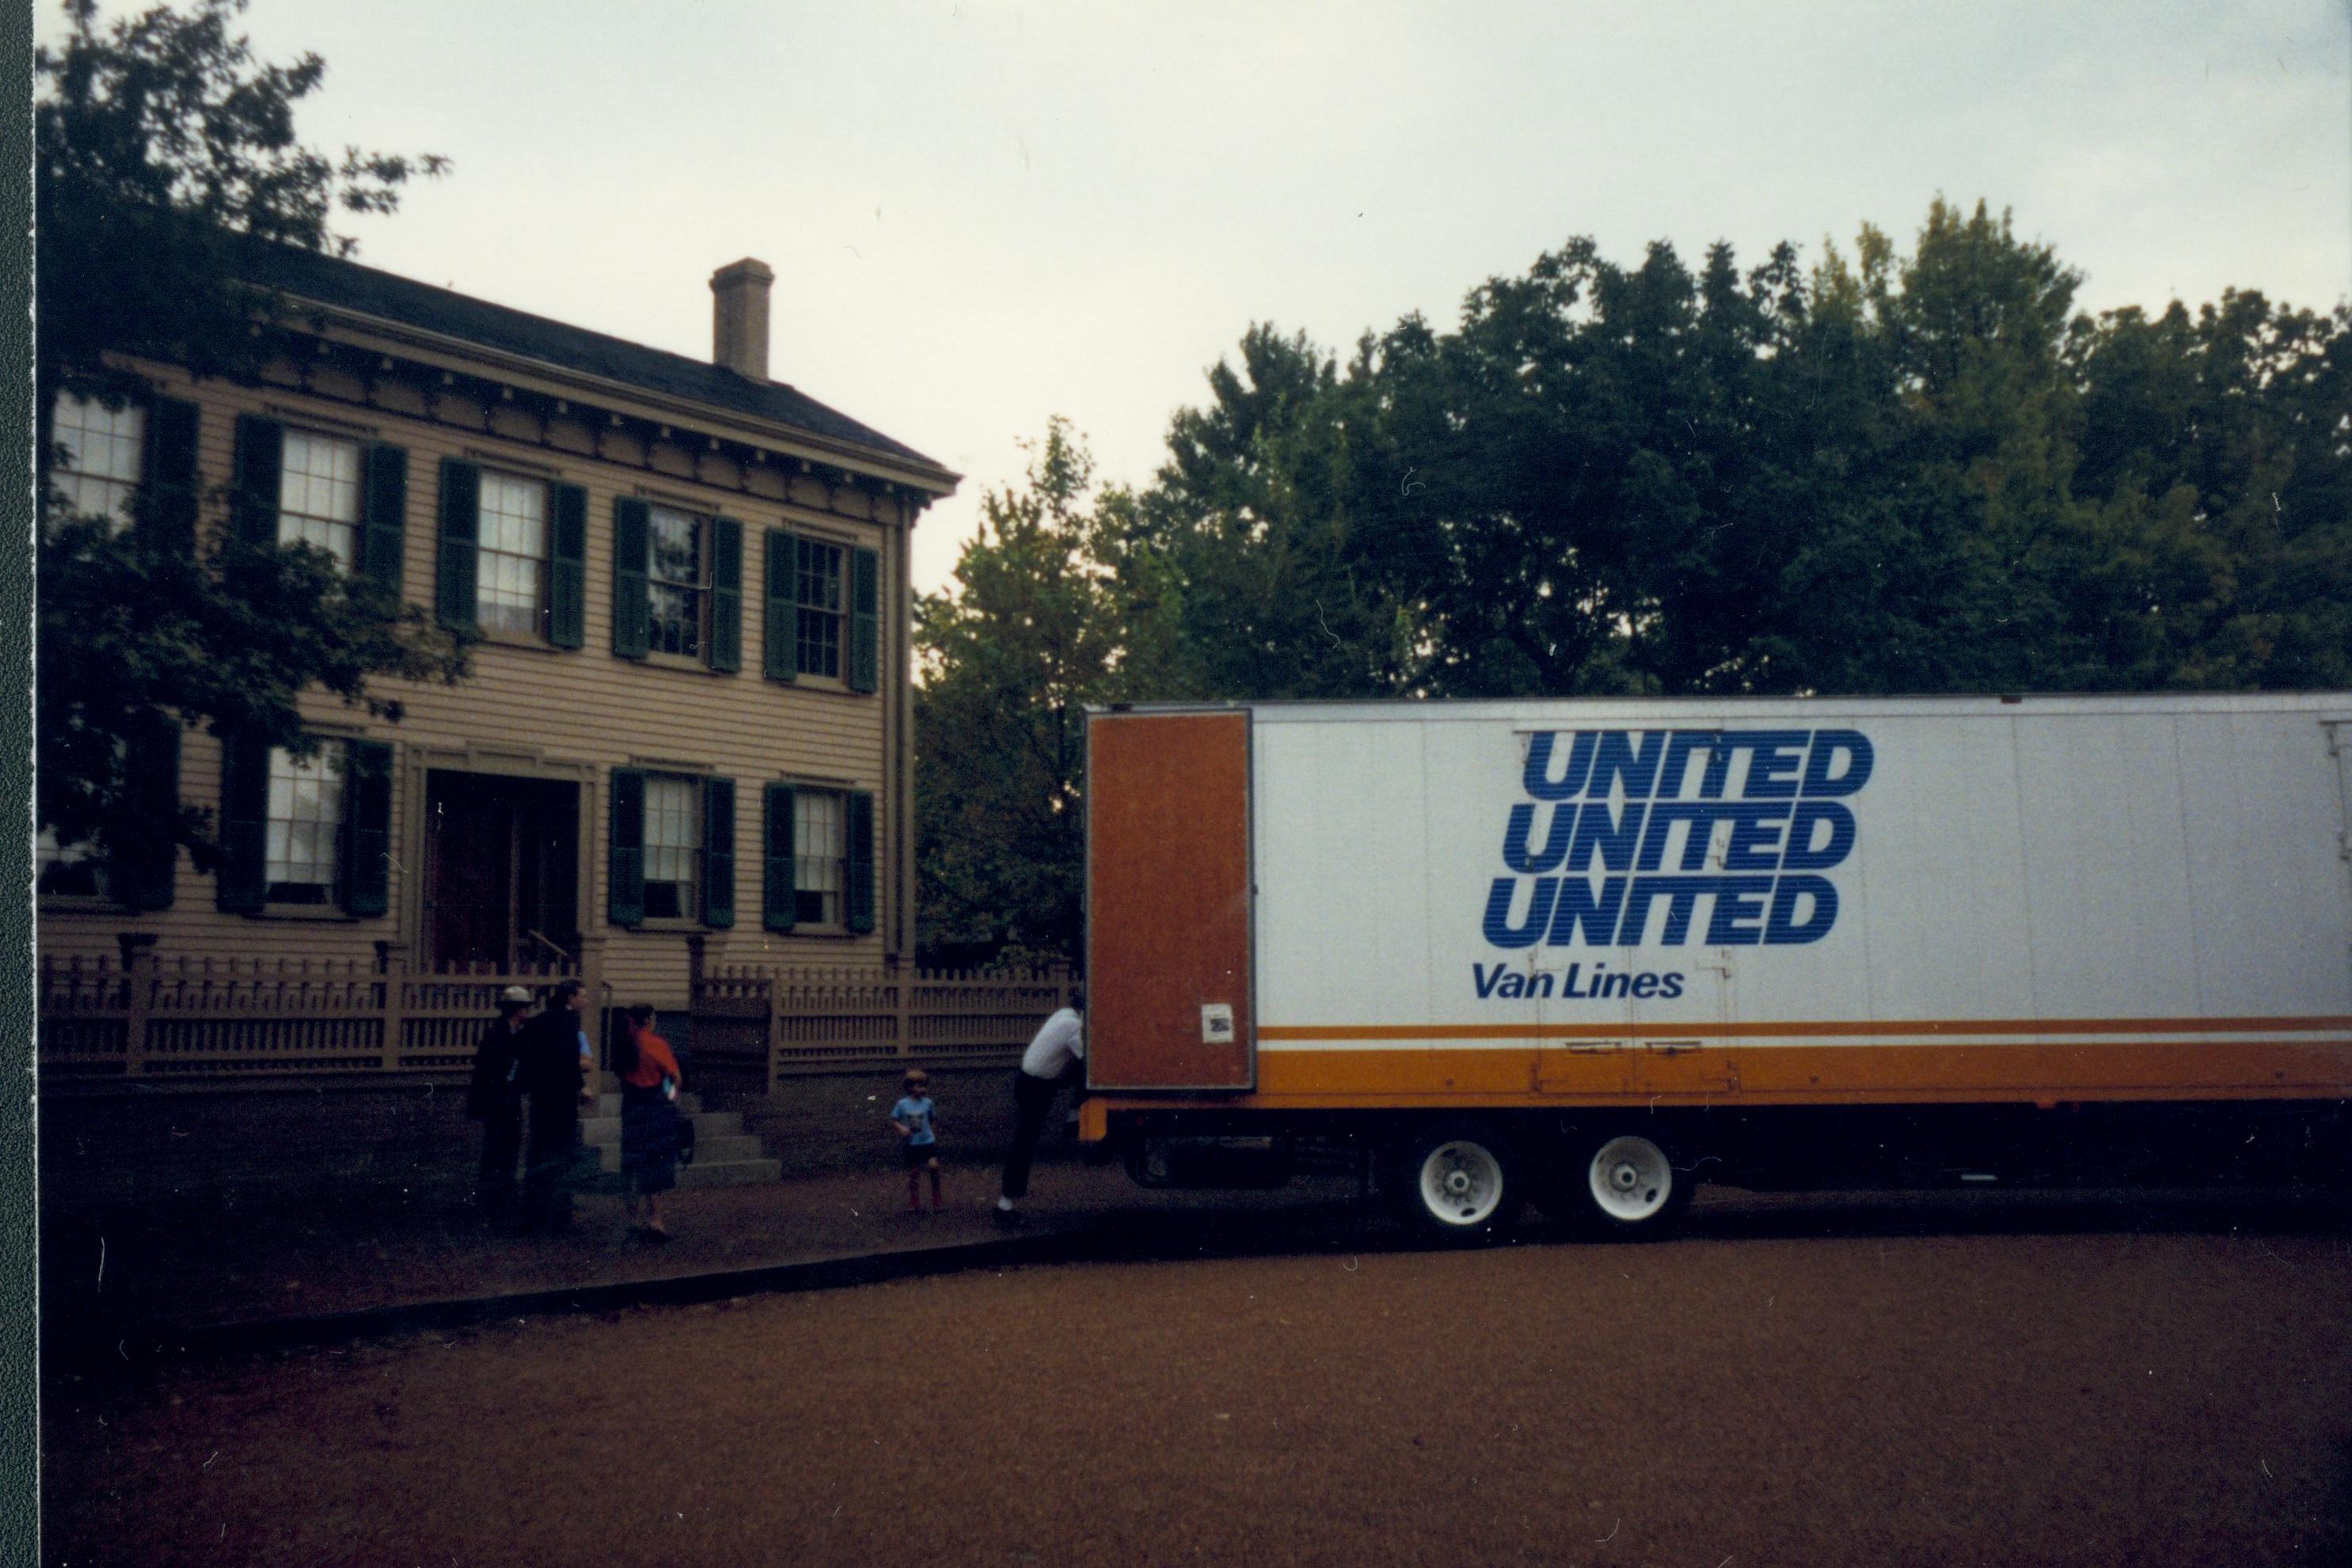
1476, 729, 1872, 995
1199, 1003, 1235, 1044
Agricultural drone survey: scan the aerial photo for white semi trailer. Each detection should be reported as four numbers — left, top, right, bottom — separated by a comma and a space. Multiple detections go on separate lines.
1076, 694, 2352, 1239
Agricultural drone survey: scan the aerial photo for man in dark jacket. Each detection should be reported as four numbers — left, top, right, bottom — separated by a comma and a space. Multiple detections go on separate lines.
519, 978, 595, 1232
465, 985, 535, 1221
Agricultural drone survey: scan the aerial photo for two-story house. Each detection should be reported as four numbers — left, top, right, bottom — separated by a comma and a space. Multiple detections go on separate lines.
40, 245, 958, 1016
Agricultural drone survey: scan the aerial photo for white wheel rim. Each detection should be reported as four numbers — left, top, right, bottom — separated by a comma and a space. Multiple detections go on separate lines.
1587, 1135, 1673, 1223
1417, 1140, 1505, 1227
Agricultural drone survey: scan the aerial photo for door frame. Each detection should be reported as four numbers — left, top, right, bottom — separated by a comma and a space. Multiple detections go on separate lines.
401, 742, 597, 970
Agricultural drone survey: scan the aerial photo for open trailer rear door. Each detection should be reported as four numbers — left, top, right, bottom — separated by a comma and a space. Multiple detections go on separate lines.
1085, 709, 1256, 1092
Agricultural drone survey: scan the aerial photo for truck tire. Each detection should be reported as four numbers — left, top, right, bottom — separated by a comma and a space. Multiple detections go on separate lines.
1385, 1122, 1525, 1243
1551, 1126, 1693, 1238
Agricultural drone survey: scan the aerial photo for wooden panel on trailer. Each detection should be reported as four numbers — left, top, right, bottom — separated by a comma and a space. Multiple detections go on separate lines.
1087, 711, 1254, 1091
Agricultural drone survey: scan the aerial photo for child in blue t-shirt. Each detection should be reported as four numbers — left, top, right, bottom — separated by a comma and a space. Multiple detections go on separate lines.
889, 1069, 941, 1213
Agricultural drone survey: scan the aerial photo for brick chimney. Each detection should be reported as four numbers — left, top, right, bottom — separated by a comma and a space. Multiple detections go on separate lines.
709, 258, 775, 381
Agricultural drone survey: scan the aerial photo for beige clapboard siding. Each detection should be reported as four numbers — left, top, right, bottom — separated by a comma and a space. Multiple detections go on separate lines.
41, 359, 907, 1000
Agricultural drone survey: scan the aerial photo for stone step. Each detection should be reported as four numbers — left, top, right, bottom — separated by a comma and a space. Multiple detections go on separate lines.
683, 1133, 765, 1164
596, 1092, 704, 1118
675, 1157, 781, 1190
581, 1110, 739, 1147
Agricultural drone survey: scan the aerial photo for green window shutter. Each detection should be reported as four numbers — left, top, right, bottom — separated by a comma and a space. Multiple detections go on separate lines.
549, 483, 587, 648
215, 733, 271, 913
709, 516, 743, 674
360, 443, 408, 598
113, 715, 182, 911
763, 530, 797, 681
612, 498, 649, 659
702, 776, 736, 928
849, 545, 880, 693
340, 738, 394, 917
231, 414, 283, 547
435, 458, 480, 631
142, 397, 200, 552
762, 783, 797, 932
846, 790, 876, 935
608, 768, 645, 926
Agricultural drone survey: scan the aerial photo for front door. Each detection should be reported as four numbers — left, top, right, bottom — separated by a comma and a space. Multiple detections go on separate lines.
424, 772, 580, 969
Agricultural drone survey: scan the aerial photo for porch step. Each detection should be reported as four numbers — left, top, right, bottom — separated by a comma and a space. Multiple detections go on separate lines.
581, 1109, 754, 1175
596, 1092, 704, 1118
583, 1109, 739, 1144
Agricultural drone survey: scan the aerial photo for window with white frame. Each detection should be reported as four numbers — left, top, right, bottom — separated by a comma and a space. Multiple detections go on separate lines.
278, 429, 363, 571
265, 742, 346, 904
648, 504, 706, 658
477, 470, 549, 635
47, 391, 144, 530
643, 774, 702, 920
794, 789, 845, 928
795, 537, 845, 680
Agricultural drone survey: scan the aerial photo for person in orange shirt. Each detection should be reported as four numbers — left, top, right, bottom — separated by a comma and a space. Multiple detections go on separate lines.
614, 1003, 686, 1240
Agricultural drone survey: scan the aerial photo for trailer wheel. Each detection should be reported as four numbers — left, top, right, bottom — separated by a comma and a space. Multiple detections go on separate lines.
1554, 1128, 1693, 1238
1387, 1123, 1524, 1243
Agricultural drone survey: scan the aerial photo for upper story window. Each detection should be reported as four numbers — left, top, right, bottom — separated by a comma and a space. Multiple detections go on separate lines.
648, 504, 707, 659
642, 773, 702, 920
279, 429, 363, 571
265, 741, 346, 905
793, 788, 845, 928
477, 470, 549, 636
795, 537, 845, 681
48, 392, 144, 529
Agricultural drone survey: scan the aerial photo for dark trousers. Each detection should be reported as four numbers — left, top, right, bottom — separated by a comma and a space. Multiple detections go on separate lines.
1001, 1069, 1062, 1201
522, 1094, 579, 1229
477, 1099, 523, 1213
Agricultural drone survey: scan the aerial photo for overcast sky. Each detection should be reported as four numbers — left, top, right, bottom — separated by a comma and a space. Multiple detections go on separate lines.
46, 2, 2352, 593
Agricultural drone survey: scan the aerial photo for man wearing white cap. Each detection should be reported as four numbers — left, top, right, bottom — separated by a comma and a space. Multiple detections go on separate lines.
465, 985, 536, 1222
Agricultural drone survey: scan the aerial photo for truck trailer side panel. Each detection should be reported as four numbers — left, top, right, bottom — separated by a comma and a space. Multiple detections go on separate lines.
1089, 697, 2352, 1123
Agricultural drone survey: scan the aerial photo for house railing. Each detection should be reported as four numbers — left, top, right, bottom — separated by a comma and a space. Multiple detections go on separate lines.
36, 940, 595, 1080
38, 936, 1072, 1092
686, 940, 1072, 1092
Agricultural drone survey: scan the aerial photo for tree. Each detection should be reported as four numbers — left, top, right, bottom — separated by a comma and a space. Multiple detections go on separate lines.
36, 0, 464, 887
914, 420, 1149, 962
1129, 324, 1417, 701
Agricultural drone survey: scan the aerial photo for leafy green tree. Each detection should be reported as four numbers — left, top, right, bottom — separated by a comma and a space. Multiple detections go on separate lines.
36, 0, 463, 886
914, 420, 1150, 962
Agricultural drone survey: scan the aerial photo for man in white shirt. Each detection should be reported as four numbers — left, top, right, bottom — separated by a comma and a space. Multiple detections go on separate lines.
995, 987, 1085, 1224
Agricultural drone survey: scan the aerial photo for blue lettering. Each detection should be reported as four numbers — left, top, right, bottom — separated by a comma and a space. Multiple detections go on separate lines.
1803, 731, 1874, 796
1738, 731, 1810, 799
1588, 730, 1667, 799
1567, 801, 1646, 873
1765, 875, 1838, 943
1473, 962, 1507, 998
1483, 877, 1558, 949
1636, 802, 1715, 872
1501, 803, 1577, 873
1522, 731, 1598, 800
1705, 876, 1775, 945
1547, 875, 1628, 946
1721, 804, 1793, 871
1659, 731, 1719, 799
1659, 972, 1685, 999
1783, 802, 1856, 871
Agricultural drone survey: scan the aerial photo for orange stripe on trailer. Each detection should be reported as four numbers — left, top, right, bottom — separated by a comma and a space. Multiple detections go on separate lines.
1255, 1016, 2352, 1042
1082, 1038, 2352, 1116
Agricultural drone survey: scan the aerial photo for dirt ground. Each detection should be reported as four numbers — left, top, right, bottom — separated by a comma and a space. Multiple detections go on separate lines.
42, 1197, 2352, 1568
